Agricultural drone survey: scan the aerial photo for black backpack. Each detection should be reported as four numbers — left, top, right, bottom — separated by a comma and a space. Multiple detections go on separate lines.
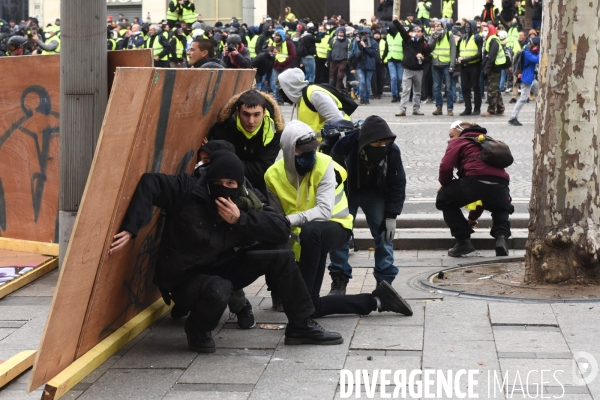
301, 83, 358, 116
512, 48, 524, 80
463, 135, 514, 169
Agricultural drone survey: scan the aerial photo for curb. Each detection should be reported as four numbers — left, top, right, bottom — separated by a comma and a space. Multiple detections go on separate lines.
354, 213, 530, 229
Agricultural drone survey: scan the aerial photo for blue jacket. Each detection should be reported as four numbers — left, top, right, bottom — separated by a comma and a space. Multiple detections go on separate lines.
356, 28, 379, 71
521, 46, 539, 85
331, 130, 406, 218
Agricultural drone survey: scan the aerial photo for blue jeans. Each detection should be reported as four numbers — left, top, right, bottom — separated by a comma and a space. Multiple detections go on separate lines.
387, 61, 403, 97
357, 69, 374, 102
500, 69, 507, 91
302, 57, 316, 83
328, 192, 398, 283
270, 69, 283, 101
256, 73, 269, 92
432, 65, 454, 110
453, 74, 463, 102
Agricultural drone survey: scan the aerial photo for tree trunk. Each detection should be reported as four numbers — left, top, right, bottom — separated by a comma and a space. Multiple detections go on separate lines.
393, 0, 401, 19
525, 0, 600, 284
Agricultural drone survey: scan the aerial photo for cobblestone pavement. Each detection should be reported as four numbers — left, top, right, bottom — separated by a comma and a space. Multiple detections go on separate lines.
314, 92, 535, 214
2, 250, 600, 400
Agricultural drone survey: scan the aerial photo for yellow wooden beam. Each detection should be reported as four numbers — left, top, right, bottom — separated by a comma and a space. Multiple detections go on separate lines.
39, 299, 172, 400
0, 238, 59, 257
0, 350, 37, 388
0, 258, 58, 300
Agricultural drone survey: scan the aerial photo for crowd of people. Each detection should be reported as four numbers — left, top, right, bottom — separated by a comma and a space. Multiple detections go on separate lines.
2, 0, 530, 351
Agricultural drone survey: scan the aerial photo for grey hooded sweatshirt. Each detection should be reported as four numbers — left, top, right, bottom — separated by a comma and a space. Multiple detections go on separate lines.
267, 120, 337, 228
278, 68, 344, 133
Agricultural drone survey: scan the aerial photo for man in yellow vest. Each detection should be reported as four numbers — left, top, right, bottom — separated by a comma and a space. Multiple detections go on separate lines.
314, 23, 331, 84
207, 90, 284, 196
416, 0, 432, 26
385, 21, 404, 102
456, 20, 483, 116
328, 116, 407, 294
36, 25, 60, 54
144, 24, 172, 67
265, 121, 413, 318
442, 0, 455, 19
271, 30, 296, 104
278, 68, 351, 134
372, 29, 387, 99
481, 24, 506, 116
428, 19, 457, 116
181, 0, 197, 25
166, 0, 183, 29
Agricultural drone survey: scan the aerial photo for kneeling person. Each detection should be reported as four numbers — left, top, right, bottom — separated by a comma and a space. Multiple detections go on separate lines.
110, 151, 343, 351
265, 121, 413, 318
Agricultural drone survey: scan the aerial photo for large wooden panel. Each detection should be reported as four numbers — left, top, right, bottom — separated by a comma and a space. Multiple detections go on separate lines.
29, 68, 255, 391
0, 55, 61, 244
0, 51, 155, 244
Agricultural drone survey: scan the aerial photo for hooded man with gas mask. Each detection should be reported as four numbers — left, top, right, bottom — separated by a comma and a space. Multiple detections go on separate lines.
328, 116, 407, 293
110, 150, 345, 351
264, 121, 413, 319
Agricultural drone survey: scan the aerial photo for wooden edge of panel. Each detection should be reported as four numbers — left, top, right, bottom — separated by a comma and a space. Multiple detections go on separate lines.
0, 258, 58, 300
0, 350, 37, 388
39, 299, 172, 400
0, 238, 59, 257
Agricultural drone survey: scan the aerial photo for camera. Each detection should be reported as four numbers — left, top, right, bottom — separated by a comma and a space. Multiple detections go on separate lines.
227, 44, 236, 52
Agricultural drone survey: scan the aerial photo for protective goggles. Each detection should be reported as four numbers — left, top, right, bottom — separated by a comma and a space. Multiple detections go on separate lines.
450, 120, 464, 131
8, 44, 23, 51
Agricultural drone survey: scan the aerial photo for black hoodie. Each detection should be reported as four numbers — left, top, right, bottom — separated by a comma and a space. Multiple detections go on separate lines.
393, 20, 430, 71
377, 0, 394, 22
457, 20, 483, 66
255, 24, 273, 55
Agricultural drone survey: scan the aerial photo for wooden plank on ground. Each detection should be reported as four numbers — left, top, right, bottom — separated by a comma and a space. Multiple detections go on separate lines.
28, 68, 256, 392
0, 257, 58, 299
0, 350, 37, 388
0, 237, 60, 256
41, 299, 171, 400
107, 49, 153, 94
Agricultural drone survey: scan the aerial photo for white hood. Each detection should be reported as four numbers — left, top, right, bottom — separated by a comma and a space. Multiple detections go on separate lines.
278, 68, 308, 105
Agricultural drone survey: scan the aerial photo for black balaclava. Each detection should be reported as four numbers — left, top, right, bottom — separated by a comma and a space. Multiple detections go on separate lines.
206, 150, 244, 200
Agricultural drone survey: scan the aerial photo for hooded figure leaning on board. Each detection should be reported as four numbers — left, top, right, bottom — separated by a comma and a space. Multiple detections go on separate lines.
109, 149, 344, 353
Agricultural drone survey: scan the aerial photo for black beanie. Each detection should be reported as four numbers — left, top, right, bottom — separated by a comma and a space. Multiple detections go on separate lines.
205, 150, 245, 185
200, 140, 236, 157
358, 115, 396, 153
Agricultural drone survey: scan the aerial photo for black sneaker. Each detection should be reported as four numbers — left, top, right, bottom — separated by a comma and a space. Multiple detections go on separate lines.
271, 292, 284, 312
508, 118, 522, 126
509, 98, 517, 103
391, 96, 400, 103
236, 299, 256, 329
328, 273, 349, 296
495, 235, 509, 256
284, 319, 343, 345
184, 320, 216, 353
448, 239, 475, 257
472, 109, 481, 116
459, 110, 472, 116
372, 281, 413, 316
170, 304, 189, 320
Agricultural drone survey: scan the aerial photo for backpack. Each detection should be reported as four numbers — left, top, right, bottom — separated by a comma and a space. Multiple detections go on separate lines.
501, 43, 512, 68
463, 135, 514, 169
512, 48, 524, 79
301, 83, 358, 116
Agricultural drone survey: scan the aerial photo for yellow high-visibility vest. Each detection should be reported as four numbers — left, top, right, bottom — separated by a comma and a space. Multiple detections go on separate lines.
416, 1, 432, 19
485, 36, 506, 66
458, 36, 479, 64
41, 35, 61, 54
431, 33, 451, 63
297, 85, 351, 133
146, 35, 169, 61
166, 0, 180, 21
275, 40, 288, 62
442, 0, 454, 19
248, 35, 258, 58
315, 33, 330, 59
182, 5, 197, 24
385, 33, 403, 62
264, 152, 353, 260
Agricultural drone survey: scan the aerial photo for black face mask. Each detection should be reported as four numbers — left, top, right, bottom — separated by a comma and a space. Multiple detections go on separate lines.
362, 146, 388, 164
208, 182, 239, 201
295, 150, 317, 176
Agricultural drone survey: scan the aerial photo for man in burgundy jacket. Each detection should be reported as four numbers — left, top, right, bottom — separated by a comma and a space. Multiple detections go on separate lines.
435, 121, 514, 257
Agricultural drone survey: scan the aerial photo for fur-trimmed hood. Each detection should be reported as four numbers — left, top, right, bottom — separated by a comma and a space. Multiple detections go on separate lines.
217, 90, 285, 132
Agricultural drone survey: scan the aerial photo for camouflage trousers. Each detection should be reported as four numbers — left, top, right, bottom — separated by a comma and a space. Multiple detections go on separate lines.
487, 71, 505, 114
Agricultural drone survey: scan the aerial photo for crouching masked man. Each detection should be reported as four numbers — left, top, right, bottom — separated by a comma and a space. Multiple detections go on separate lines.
264, 121, 413, 319
110, 150, 343, 352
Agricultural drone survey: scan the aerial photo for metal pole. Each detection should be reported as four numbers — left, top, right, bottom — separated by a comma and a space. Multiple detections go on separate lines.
58, 0, 107, 265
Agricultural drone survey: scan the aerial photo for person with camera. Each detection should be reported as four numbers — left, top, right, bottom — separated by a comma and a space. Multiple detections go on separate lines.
429, 19, 457, 116
35, 25, 60, 55
354, 28, 379, 106
222, 34, 252, 69
392, 17, 430, 117
436, 121, 513, 257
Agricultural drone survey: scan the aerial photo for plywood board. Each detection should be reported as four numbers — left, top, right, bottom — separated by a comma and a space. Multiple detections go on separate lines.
0, 55, 61, 243
0, 51, 156, 244
29, 68, 256, 391
107, 49, 153, 94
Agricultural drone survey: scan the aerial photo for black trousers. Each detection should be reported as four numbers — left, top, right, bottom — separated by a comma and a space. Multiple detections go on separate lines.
298, 221, 376, 318
372, 62, 386, 96
435, 178, 513, 240
461, 63, 482, 112
171, 243, 315, 332
422, 62, 433, 100
315, 58, 329, 84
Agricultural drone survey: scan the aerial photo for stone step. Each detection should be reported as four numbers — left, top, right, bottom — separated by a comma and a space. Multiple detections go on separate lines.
353, 213, 530, 229
352, 228, 528, 250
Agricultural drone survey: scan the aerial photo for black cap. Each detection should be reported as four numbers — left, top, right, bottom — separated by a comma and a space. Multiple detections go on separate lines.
205, 150, 245, 185
296, 133, 321, 152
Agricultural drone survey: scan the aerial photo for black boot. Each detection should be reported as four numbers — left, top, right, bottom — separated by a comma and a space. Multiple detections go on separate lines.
495, 235, 509, 256
328, 271, 349, 296
284, 319, 343, 345
372, 281, 413, 316
170, 304, 189, 320
236, 299, 256, 329
184, 320, 216, 353
271, 291, 284, 312
391, 95, 400, 103
448, 238, 475, 257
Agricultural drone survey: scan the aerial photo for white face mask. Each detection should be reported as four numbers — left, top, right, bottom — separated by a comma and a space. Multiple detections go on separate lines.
481, 30, 488, 38
45, 33, 52, 39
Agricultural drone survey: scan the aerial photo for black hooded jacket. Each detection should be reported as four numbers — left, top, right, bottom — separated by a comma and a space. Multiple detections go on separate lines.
457, 20, 483, 65
377, 0, 394, 22
255, 24, 273, 55
393, 20, 430, 71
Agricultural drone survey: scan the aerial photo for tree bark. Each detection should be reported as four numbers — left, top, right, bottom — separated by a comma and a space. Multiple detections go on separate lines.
393, 0, 401, 19
525, 0, 600, 284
